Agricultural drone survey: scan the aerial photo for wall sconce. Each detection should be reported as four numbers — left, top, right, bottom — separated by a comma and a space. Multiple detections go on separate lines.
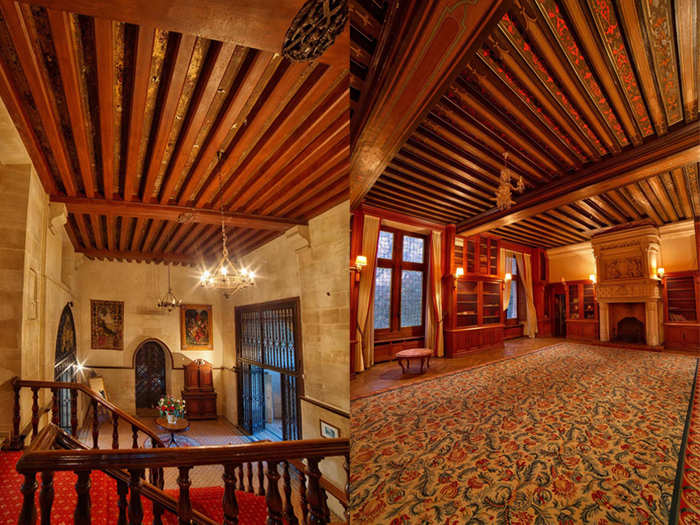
455, 267, 464, 278
350, 255, 367, 282
657, 267, 665, 279
589, 273, 596, 284
504, 272, 512, 282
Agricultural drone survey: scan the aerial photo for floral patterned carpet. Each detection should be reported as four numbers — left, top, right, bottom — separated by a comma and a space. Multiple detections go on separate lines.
350, 343, 698, 524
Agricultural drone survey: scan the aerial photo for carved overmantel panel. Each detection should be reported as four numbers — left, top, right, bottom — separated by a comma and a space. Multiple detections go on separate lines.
591, 224, 664, 346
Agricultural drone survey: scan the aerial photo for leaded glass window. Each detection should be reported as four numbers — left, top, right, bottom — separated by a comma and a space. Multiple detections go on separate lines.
374, 267, 392, 329
400, 270, 423, 327
377, 231, 394, 259
402, 236, 424, 263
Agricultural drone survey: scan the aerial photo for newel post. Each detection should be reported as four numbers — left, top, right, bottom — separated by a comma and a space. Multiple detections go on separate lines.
6, 380, 24, 450
18, 472, 37, 525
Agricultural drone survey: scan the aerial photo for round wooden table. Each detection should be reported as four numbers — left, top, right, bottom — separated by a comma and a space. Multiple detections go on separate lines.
396, 348, 433, 375
155, 417, 190, 447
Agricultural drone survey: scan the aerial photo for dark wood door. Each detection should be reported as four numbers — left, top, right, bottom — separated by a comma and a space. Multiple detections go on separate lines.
135, 342, 166, 413
554, 294, 566, 337
55, 304, 77, 432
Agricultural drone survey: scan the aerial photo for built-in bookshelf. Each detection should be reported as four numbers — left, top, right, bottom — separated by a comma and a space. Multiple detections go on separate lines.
568, 284, 580, 319
482, 281, 501, 324
666, 275, 697, 322
565, 280, 598, 341
583, 284, 595, 319
466, 238, 475, 273
454, 235, 499, 277
456, 280, 478, 327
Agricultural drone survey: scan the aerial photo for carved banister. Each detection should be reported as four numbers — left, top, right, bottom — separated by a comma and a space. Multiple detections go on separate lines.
9, 377, 165, 448
39, 471, 54, 525
289, 458, 348, 507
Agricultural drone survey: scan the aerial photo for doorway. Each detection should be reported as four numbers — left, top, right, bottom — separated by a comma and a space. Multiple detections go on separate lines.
236, 298, 302, 441
554, 294, 566, 337
134, 340, 167, 416
55, 304, 77, 433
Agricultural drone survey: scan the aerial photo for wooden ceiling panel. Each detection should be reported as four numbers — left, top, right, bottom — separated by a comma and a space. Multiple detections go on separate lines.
479, 162, 700, 248
356, 0, 698, 233
0, 2, 349, 264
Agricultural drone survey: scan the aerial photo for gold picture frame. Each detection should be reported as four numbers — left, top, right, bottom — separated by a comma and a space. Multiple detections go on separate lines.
180, 304, 213, 350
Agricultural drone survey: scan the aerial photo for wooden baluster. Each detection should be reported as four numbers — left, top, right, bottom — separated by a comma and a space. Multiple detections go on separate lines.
116, 479, 128, 525
131, 425, 138, 448
223, 463, 239, 525
128, 469, 143, 525
246, 462, 253, 493
70, 389, 78, 436
306, 458, 327, 525
283, 461, 298, 525
112, 413, 119, 449
265, 461, 284, 525
177, 466, 192, 525
19, 472, 37, 525
91, 400, 99, 449
299, 466, 308, 525
237, 464, 244, 491
39, 471, 54, 525
9, 381, 23, 449
257, 460, 266, 496
150, 444, 164, 525
74, 470, 91, 525
31, 387, 39, 439
50, 388, 58, 425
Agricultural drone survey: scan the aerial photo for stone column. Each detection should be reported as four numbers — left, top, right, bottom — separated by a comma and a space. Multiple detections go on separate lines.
645, 300, 659, 346
599, 302, 609, 342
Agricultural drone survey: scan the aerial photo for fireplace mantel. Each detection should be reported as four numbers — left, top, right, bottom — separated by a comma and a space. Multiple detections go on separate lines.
591, 224, 664, 346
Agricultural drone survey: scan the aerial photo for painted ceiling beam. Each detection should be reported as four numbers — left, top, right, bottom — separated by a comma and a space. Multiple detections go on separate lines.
51, 197, 306, 231
457, 121, 700, 237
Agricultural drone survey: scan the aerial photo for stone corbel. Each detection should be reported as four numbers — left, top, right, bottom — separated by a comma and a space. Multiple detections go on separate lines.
285, 225, 311, 252
48, 202, 67, 235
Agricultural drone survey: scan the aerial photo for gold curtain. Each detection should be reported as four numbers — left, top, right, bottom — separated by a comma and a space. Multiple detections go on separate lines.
355, 215, 380, 372
425, 231, 444, 357
501, 248, 513, 311
515, 252, 538, 338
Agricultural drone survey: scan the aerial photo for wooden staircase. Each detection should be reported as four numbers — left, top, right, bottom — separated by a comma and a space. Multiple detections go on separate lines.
4, 377, 349, 524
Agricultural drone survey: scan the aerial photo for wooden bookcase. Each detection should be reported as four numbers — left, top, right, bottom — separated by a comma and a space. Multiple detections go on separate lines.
456, 235, 500, 277
663, 271, 700, 350
565, 281, 599, 341
446, 275, 504, 357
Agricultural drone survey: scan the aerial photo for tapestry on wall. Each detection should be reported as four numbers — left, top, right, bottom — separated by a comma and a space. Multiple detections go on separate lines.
180, 304, 213, 350
90, 300, 124, 350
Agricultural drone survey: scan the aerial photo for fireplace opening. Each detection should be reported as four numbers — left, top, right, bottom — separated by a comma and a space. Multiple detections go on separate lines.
616, 317, 645, 344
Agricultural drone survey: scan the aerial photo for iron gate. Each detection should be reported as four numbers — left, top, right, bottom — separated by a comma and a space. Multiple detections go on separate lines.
236, 298, 302, 440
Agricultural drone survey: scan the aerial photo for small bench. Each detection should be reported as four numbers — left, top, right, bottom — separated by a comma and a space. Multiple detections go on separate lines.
396, 348, 433, 375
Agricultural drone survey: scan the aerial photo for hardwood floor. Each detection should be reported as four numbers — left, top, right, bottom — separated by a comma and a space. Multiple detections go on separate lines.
351, 336, 564, 400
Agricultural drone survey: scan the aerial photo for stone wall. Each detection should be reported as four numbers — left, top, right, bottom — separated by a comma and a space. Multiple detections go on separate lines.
0, 165, 78, 440
76, 260, 228, 414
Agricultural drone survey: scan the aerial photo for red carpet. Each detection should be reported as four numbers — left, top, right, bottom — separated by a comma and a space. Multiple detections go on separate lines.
0, 451, 269, 524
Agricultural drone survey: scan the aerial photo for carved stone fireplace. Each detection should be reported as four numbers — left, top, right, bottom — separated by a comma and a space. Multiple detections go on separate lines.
592, 224, 664, 347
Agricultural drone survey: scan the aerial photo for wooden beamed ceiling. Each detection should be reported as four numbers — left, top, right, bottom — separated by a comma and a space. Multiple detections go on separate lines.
0, 1, 349, 263
355, 0, 699, 247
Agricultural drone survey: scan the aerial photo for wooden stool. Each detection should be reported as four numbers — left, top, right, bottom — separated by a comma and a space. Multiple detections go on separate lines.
396, 348, 433, 374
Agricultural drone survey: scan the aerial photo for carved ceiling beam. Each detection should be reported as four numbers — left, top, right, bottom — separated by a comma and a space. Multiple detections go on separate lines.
52, 197, 306, 231
350, 0, 513, 207
457, 121, 700, 236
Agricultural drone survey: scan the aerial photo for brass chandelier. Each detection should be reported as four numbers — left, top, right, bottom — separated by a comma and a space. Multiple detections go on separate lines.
199, 154, 255, 298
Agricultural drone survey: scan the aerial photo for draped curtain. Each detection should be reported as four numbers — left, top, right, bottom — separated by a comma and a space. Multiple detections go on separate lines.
501, 248, 514, 311
355, 216, 380, 372
515, 252, 538, 338
425, 231, 444, 357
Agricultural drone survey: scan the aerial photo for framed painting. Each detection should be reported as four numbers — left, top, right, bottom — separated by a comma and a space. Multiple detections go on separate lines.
320, 419, 340, 439
91, 300, 124, 350
180, 304, 213, 350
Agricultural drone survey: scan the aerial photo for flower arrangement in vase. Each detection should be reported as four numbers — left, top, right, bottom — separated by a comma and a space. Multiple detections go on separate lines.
157, 395, 186, 424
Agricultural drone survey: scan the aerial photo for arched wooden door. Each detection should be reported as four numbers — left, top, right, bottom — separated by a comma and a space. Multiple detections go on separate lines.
55, 304, 77, 432
134, 341, 167, 416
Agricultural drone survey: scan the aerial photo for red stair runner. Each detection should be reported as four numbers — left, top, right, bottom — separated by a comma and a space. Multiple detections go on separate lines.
0, 451, 269, 524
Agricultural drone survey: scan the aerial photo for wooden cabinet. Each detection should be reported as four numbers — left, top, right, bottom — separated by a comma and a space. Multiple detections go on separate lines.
455, 235, 500, 277
663, 272, 700, 350
565, 281, 598, 341
182, 359, 217, 420
446, 276, 504, 357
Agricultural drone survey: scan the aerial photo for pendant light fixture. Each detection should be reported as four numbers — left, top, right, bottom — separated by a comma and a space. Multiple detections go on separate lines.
199, 152, 255, 298
157, 263, 182, 312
